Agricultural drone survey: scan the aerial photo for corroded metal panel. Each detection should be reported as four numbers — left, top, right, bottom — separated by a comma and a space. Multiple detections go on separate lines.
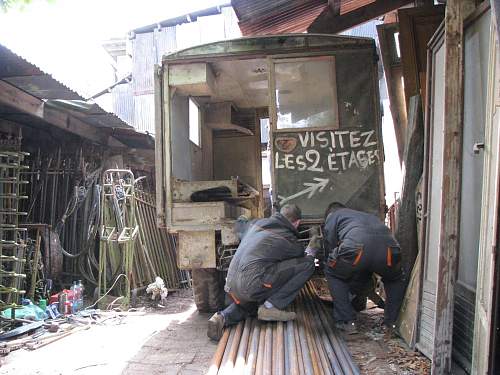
270, 50, 384, 219
133, 94, 155, 134
172, 202, 239, 225
178, 230, 215, 269
132, 32, 155, 94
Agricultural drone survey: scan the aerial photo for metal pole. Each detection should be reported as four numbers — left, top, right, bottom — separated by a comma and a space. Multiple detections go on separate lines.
207, 328, 231, 375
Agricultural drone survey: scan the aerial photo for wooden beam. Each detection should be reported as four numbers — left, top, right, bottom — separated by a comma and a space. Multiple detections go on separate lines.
398, 5, 445, 115
0, 79, 43, 117
377, 22, 407, 163
431, 0, 476, 373
493, 0, 500, 43
328, 0, 341, 15
308, 0, 414, 34
43, 105, 106, 144
413, 0, 434, 6
0, 79, 109, 145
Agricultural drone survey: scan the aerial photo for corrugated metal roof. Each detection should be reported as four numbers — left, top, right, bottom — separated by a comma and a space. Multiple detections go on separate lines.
0, 44, 82, 100
231, 0, 390, 36
233, 0, 328, 36
340, 0, 376, 15
0, 43, 133, 130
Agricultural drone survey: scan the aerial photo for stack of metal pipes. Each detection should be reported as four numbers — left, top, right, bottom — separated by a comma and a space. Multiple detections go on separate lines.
208, 283, 360, 375
133, 190, 184, 290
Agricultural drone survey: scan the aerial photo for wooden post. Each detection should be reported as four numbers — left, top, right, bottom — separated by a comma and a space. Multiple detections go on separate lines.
431, 1, 476, 373
493, 0, 500, 42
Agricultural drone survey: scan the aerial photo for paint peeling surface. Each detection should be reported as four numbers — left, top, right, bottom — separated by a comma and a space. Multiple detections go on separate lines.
274, 129, 382, 218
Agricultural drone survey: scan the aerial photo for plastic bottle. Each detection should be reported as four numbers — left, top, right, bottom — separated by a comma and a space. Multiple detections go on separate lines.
58, 291, 67, 314
71, 281, 79, 313
77, 280, 84, 311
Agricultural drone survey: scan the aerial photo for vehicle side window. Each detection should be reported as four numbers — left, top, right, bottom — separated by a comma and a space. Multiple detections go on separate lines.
272, 57, 339, 130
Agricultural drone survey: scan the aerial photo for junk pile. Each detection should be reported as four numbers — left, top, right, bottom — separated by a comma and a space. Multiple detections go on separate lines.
0, 292, 146, 356
18, 147, 187, 297
209, 283, 360, 375
97, 170, 187, 309
134, 190, 188, 290
0, 145, 29, 316
1, 133, 187, 339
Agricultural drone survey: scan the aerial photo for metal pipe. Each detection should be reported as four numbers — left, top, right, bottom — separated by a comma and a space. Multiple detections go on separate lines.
298, 294, 323, 375
305, 294, 344, 374
234, 318, 252, 374
296, 310, 314, 375
211, 282, 361, 375
271, 323, 277, 375
262, 323, 273, 375
286, 320, 299, 375
275, 321, 284, 375
306, 283, 360, 375
292, 312, 306, 375
207, 328, 230, 375
219, 325, 237, 374
244, 320, 260, 375
255, 323, 266, 375
303, 290, 334, 372
220, 321, 244, 375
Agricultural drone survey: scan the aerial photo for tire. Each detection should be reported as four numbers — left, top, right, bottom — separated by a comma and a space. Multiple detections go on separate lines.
191, 268, 225, 313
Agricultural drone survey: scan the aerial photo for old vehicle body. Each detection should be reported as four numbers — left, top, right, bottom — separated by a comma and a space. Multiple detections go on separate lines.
155, 34, 385, 311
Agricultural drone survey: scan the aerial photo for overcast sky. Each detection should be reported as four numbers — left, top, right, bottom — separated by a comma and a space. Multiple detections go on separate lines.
0, 0, 228, 99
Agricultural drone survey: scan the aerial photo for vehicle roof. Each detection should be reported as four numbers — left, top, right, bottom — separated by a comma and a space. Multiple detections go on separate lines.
163, 33, 376, 63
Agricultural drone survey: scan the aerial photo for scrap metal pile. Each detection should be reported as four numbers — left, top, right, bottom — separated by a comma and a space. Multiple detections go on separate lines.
0, 308, 145, 355
0, 144, 28, 313
209, 283, 360, 375
0, 132, 188, 341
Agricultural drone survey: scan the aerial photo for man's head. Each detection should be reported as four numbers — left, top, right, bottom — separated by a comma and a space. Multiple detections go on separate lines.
325, 201, 346, 219
280, 204, 302, 228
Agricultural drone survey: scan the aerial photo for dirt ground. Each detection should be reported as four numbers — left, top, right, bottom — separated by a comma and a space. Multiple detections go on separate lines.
0, 289, 431, 375
311, 277, 431, 374
0, 289, 216, 375
342, 305, 431, 375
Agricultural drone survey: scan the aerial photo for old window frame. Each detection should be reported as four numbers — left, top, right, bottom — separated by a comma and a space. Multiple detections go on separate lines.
188, 97, 201, 147
268, 55, 339, 132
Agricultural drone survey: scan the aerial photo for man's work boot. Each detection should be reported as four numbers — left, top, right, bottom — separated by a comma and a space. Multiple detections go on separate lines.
334, 321, 358, 334
207, 312, 225, 341
257, 305, 296, 322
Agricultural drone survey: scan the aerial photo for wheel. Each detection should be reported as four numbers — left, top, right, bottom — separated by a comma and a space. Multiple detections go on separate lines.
191, 268, 225, 313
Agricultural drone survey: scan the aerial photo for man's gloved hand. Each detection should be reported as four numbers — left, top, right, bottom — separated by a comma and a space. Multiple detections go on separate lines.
307, 226, 321, 249
305, 226, 321, 257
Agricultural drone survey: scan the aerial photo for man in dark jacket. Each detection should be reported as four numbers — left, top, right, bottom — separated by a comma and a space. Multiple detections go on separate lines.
323, 202, 406, 333
207, 204, 317, 341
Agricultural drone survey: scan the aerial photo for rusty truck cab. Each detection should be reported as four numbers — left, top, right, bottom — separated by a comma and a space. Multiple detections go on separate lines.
155, 34, 385, 311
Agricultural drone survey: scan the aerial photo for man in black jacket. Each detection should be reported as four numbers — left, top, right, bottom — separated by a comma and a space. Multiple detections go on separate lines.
323, 202, 406, 333
207, 204, 318, 341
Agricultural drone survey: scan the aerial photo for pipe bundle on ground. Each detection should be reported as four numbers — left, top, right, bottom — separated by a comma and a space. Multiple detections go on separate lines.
209, 282, 360, 375
134, 190, 186, 290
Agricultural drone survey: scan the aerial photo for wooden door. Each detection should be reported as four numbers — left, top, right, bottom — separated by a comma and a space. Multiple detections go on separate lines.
453, 9, 491, 373
472, 12, 500, 375
416, 24, 445, 358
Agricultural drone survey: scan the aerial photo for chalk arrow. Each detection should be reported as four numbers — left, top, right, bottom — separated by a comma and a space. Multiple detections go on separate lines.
278, 178, 329, 205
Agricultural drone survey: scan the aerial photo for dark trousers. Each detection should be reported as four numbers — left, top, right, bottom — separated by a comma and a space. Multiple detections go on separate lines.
221, 257, 315, 327
324, 242, 406, 325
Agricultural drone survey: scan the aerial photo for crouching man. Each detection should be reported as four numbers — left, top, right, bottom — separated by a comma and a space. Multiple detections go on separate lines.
207, 204, 318, 341
323, 202, 406, 333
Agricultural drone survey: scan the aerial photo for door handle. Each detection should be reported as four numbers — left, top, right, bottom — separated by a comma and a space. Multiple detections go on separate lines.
473, 142, 485, 154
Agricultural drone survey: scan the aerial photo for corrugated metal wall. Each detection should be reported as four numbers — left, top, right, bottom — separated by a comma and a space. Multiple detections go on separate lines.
112, 83, 134, 126
111, 7, 240, 134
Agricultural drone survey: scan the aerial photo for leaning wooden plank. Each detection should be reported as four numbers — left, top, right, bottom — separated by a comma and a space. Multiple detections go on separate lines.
432, 1, 476, 374
395, 95, 424, 274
